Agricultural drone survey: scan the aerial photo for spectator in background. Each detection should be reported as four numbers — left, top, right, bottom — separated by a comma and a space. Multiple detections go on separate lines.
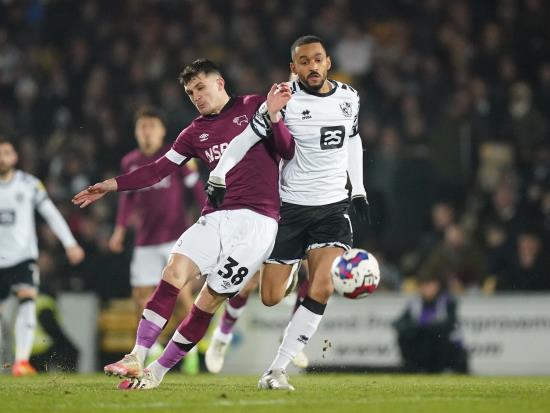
503, 82, 546, 166
402, 201, 457, 277
419, 224, 487, 293
496, 230, 550, 291
393, 273, 468, 374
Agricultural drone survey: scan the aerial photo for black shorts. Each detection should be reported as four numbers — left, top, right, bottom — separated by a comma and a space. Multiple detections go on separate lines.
0, 260, 39, 300
267, 199, 352, 264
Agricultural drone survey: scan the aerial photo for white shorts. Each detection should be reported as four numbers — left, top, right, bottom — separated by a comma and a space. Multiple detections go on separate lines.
172, 209, 278, 295
130, 241, 174, 287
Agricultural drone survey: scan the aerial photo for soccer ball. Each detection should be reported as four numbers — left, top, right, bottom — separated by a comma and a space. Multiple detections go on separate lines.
331, 249, 380, 299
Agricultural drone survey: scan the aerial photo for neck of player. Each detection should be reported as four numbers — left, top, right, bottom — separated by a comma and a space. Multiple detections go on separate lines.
0, 169, 15, 182
211, 93, 231, 115
318, 79, 333, 94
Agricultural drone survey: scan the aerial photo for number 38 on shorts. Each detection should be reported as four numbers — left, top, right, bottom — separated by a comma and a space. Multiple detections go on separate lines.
171, 209, 278, 295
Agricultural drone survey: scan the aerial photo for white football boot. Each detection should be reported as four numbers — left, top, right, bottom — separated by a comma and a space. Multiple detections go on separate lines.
117, 369, 161, 390
205, 331, 232, 374
257, 368, 295, 391
104, 353, 143, 379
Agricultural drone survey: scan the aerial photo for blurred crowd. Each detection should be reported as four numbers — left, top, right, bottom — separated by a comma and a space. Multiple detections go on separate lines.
1, 0, 549, 297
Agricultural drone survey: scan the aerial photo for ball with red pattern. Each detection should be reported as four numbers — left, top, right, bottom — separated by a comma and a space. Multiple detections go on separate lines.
331, 249, 380, 299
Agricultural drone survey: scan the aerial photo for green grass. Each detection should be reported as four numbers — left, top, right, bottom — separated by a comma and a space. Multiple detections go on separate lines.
0, 373, 549, 413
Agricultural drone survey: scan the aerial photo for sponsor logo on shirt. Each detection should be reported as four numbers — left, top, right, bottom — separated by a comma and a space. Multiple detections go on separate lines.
199, 133, 209, 142
320, 126, 346, 150
297, 334, 309, 344
301, 109, 312, 120
233, 115, 249, 126
204, 143, 229, 163
340, 101, 353, 117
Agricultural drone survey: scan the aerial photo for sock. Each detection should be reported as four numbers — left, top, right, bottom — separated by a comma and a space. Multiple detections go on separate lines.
152, 305, 214, 380
269, 296, 325, 371
132, 280, 180, 364
15, 298, 36, 362
216, 294, 248, 341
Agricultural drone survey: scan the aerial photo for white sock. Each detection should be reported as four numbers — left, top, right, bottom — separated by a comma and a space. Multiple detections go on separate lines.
131, 344, 149, 365
15, 300, 36, 362
147, 360, 170, 381
212, 327, 233, 344
268, 304, 323, 371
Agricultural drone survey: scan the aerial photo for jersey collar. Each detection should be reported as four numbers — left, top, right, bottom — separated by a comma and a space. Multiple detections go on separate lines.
0, 169, 17, 186
297, 79, 338, 97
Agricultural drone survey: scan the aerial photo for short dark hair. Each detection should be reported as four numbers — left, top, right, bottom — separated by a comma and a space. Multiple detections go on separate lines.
0, 136, 17, 151
290, 35, 328, 60
178, 58, 222, 85
134, 106, 166, 126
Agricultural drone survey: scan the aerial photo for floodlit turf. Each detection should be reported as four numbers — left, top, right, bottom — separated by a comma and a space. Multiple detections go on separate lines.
0, 373, 549, 413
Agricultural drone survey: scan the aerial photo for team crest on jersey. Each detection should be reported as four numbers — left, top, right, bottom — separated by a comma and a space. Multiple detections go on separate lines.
339, 101, 353, 117
199, 133, 209, 142
233, 115, 249, 126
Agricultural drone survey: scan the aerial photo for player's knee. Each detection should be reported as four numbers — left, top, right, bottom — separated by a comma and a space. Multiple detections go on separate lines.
260, 290, 283, 307
16, 289, 37, 301
309, 281, 333, 303
161, 264, 188, 288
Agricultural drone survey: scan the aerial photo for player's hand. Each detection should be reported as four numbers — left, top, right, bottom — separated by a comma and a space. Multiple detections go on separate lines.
351, 196, 371, 224
66, 244, 85, 265
108, 226, 126, 253
205, 175, 226, 208
266, 83, 292, 123
72, 179, 117, 208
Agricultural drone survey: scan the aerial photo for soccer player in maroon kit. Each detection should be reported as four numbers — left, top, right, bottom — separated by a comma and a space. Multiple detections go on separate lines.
108, 107, 205, 370
72, 59, 294, 389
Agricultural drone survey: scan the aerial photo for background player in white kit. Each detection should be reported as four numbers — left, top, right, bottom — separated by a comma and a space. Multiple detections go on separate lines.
207, 35, 370, 390
108, 107, 205, 372
0, 137, 85, 376
72, 59, 293, 389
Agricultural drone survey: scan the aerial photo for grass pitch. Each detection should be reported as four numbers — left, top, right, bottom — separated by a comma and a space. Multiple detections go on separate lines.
0, 373, 549, 413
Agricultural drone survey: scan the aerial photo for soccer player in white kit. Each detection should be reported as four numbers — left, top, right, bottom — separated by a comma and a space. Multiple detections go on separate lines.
0, 137, 85, 376
207, 35, 370, 390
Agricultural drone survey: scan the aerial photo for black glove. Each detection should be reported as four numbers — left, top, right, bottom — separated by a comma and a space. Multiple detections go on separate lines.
205, 177, 226, 208
351, 195, 371, 224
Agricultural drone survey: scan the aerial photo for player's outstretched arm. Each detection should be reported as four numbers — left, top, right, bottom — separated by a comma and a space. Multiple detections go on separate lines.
72, 178, 117, 208
72, 155, 180, 208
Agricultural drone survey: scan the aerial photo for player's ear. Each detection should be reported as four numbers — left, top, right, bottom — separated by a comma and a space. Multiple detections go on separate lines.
217, 77, 225, 91
326, 56, 332, 71
290, 62, 297, 76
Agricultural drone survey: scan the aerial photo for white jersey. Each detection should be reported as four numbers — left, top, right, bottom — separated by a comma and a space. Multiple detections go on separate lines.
0, 170, 76, 268
280, 79, 360, 206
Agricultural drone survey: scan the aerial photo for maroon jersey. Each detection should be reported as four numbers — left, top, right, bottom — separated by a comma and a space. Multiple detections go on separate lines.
115, 144, 204, 246
170, 95, 281, 221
